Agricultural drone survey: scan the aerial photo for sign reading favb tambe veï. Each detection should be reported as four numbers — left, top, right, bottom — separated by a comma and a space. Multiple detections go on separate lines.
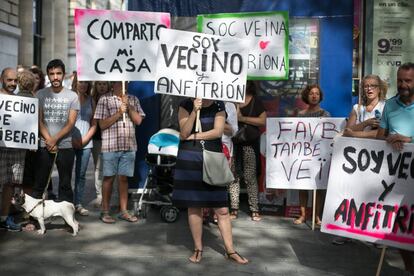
197, 11, 289, 80
266, 117, 346, 190
322, 136, 414, 251
74, 9, 170, 81
0, 94, 38, 150
155, 28, 249, 103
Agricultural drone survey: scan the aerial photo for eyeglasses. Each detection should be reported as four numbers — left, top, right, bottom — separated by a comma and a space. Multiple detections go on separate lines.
363, 84, 379, 90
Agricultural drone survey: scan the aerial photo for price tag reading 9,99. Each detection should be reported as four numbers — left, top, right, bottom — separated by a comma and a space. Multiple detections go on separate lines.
377, 38, 403, 54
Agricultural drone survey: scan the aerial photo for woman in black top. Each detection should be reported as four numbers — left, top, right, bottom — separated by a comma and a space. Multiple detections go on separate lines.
229, 81, 266, 221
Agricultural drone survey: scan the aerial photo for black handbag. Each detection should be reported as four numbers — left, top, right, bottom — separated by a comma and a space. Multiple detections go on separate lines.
232, 98, 260, 145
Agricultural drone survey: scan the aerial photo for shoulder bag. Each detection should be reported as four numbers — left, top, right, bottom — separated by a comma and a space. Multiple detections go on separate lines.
201, 141, 235, 187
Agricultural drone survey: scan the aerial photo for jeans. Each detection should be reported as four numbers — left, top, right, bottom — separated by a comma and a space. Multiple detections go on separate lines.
74, 148, 92, 206
33, 148, 75, 203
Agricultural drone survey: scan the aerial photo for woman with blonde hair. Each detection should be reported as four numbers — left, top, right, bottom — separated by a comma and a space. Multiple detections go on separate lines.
343, 74, 387, 138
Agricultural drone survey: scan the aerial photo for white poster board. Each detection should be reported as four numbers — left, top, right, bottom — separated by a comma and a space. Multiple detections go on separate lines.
74, 9, 171, 81
197, 11, 289, 80
0, 94, 38, 150
155, 28, 248, 103
372, 0, 414, 97
322, 136, 414, 251
266, 117, 345, 189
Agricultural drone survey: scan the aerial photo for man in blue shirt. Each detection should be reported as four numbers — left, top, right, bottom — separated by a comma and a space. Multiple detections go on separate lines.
377, 62, 414, 274
377, 62, 414, 150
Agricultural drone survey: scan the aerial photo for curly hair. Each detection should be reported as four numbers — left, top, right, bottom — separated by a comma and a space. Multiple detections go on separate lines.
360, 74, 387, 105
29, 67, 45, 91
17, 70, 36, 92
301, 84, 323, 105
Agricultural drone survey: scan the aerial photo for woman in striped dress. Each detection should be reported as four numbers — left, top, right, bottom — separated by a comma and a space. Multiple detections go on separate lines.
172, 98, 248, 265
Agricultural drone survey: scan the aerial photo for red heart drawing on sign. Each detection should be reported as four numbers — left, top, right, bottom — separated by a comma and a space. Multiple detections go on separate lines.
259, 41, 270, 50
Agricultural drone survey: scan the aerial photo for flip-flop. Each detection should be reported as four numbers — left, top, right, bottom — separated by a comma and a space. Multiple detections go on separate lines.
118, 211, 138, 223
293, 217, 305, 225
100, 212, 116, 224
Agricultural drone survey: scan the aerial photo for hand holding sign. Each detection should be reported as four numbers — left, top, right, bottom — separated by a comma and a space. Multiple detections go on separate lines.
155, 29, 248, 103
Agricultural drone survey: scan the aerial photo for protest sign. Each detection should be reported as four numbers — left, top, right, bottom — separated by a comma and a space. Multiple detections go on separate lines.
0, 94, 38, 150
155, 28, 248, 103
266, 117, 345, 189
74, 9, 170, 81
322, 136, 414, 251
197, 11, 289, 80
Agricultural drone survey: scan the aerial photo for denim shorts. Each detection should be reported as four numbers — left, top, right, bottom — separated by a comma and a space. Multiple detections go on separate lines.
101, 151, 135, 177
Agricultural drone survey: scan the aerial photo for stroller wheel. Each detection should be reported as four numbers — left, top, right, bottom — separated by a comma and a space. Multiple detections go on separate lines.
160, 206, 179, 223
140, 203, 149, 219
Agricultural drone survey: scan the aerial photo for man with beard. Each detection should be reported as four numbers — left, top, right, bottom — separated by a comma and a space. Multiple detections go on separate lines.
0, 68, 23, 231
377, 62, 414, 273
33, 59, 79, 203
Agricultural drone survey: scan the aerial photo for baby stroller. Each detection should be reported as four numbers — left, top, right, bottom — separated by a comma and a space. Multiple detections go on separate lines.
135, 128, 180, 223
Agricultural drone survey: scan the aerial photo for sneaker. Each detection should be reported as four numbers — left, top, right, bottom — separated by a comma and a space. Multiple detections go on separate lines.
76, 206, 89, 216
0, 216, 22, 232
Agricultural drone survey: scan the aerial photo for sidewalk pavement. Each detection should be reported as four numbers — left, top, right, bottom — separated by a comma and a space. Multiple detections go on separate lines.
0, 164, 410, 276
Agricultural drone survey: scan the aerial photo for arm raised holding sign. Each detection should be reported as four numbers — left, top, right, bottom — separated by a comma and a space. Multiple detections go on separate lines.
172, 98, 248, 265
179, 98, 225, 140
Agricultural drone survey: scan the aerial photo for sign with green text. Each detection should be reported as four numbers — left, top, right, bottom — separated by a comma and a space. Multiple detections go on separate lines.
197, 11, 289, 80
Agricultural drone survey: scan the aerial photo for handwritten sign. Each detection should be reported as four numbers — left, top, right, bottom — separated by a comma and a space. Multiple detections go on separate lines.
74, 9, 170, 81
322, 137, 414, 251
155, 28, 248, 103
266, 118, 345, 189
197, 11, 289, 80
0, 94, 38, 150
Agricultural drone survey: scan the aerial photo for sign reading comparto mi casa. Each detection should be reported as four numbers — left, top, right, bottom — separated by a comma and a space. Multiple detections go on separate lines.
322, 137, 414, 251
155, 28, 249, 103
74, 9, 170, 81
197, 11, 289, 80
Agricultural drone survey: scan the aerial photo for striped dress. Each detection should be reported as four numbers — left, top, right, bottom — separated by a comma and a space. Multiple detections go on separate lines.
172, 99, 228, 208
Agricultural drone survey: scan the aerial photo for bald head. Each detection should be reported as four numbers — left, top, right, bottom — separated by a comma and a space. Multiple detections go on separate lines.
1, 67, 17, 94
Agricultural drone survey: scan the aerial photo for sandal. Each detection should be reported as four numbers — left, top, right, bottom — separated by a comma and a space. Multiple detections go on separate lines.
315, 218, 322, 227
251, 212, 262, 222
225, 251, 249, 265
230, 210, 238, 220
293, 216, 305, 225
22, 223, 36, 232
117, 210, 138, 223
100, 211, 116, 224
188, 249, 203, 264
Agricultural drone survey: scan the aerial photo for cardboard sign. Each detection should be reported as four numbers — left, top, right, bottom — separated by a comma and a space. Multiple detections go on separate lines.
0, 94, 38, 150
155, 28, 248, 103
74, 9, 170, 81
322, 136, 414, 251
266, 117, 345, 189
197, 11, 289, 80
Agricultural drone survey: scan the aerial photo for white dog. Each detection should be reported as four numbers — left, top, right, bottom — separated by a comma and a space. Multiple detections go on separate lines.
12, 192, 79, 236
